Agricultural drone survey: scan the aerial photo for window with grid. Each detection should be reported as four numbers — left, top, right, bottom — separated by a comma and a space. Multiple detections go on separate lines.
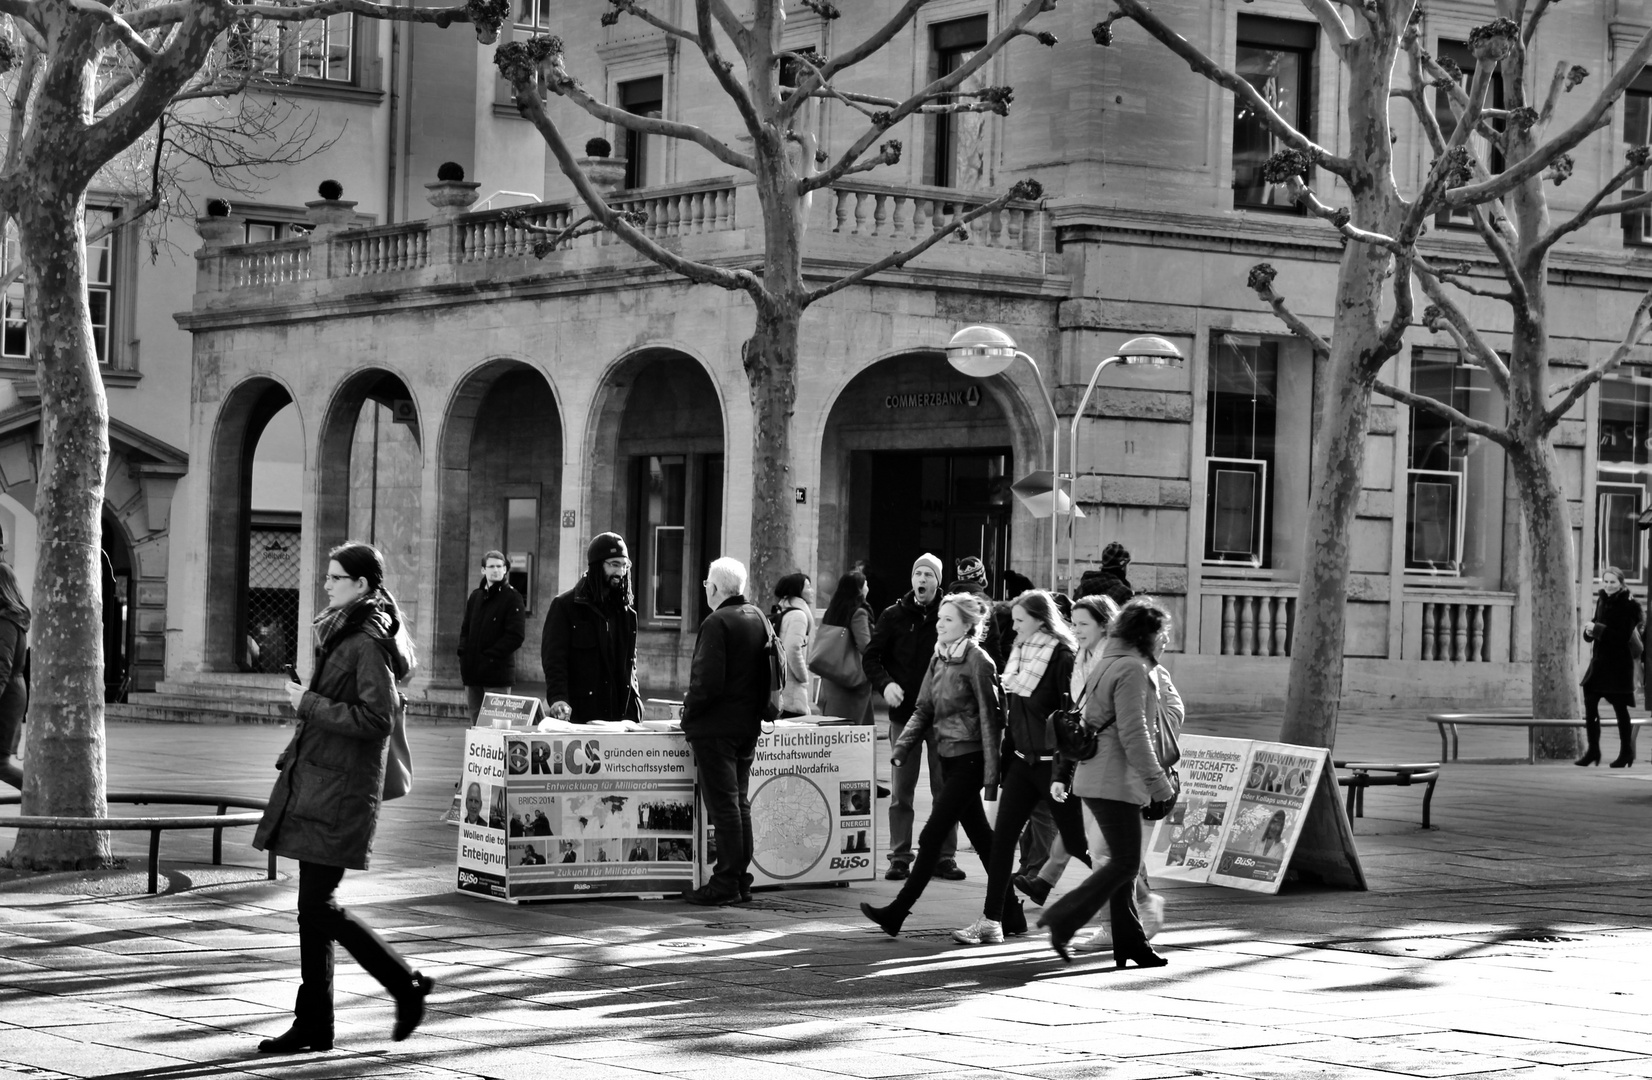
257, 14, 356, 83
516, 0, 553, 31
1623, 71, 1652, 245
1204, 335, 1278, 568
928, 15, 991, 190
3, 209, 117, 364
1232, 16, 1315, 211
618, 76, 664, 190
1597, 379, 1652, 584
1405, 349, 1503, 576
1434, 39, 1505, 230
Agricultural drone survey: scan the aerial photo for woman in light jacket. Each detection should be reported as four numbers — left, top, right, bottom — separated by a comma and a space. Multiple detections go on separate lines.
816, 571, 875, 725
861, 591, 1003, 937
773, 571, 816, 717
1037, 596, 1177, 968
253, 542, 432, 1053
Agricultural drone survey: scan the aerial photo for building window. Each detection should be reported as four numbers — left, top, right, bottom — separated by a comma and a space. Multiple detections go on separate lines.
1204, 336, 1277, 568
244, 220, 310, 244
1233, 16, 1315, 211
3, 209, 117, 364
618, 76, 663, 190
1434, 39, 1505, 230
505, 496, 538, 612
1624, 70, 1652, 245
257, 14, 356, 83
630, 453, 722, 623
928, 15, 990, 190
1597, 379, 1652, 583
516, 0, 553, 31
1405, 349, 1503, 577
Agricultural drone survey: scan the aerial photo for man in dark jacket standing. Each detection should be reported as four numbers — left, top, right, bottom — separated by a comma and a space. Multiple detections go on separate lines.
1077, 541, 1134, 607
542, 533, 641, 723
458, 550, 527, 722
864, 553, 964, 882
680, 556, 772, 906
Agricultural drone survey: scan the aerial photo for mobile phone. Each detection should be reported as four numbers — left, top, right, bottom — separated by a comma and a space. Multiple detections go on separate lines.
285, 663, 301, 684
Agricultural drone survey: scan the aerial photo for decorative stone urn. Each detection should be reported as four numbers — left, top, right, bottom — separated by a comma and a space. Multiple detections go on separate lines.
425, 179, 482, 222
578, 156, 628, 195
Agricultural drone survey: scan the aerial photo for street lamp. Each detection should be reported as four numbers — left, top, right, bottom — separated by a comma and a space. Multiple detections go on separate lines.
945, 325, 1063, 593
1067, 335, 1186, 588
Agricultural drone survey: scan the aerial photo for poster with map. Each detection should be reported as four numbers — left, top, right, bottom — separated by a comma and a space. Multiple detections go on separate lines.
701, 723, 878, 887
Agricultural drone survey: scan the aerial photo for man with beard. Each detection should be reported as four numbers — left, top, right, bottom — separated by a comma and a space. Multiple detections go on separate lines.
542, 533, 641, 723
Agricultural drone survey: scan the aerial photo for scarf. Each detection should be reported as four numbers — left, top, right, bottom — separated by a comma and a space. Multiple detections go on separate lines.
311, 591, 395, 656
933, 636, 970, 663
1003, 630, 1057, 697
1070, 644, 1102, 701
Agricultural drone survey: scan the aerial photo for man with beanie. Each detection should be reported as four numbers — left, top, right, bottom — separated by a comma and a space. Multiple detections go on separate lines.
542, 532, 641, 723
458, 550, 527, 722
946, 555, 1005, 669
864, 553, 965, 881
1078, 541, 1135, 607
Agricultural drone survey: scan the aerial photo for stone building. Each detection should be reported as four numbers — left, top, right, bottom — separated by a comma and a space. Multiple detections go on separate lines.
140, 0, 1652, 714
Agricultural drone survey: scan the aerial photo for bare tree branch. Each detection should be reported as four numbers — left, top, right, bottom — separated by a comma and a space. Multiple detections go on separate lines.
702, 0, 753, 55
1537, 59, 1566, 125
1247, 269, 1331, 359
1545, 290, 1652, 429
1299, 0, 1355, 49
1379, 250, 1415, 351
1285, 176, 1404, 252
1374, 379, 1514, 447
1412, 258, 1513, 393
1524, 0, 1556, 46
1537, 149, 1649, 254
806, 0, 929, 89
604, 0, 698, 45
3, 43, 40, 184
1584, 188, 1652, 218
692, 0, 764, 149
68, 0, 156, 65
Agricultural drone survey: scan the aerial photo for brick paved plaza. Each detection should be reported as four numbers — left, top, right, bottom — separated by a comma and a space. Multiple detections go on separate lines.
3, 712, 1651, 1079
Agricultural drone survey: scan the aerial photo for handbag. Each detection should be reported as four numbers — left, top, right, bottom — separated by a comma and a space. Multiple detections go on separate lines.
1633, 627, 1645, 661
382, 694, 414, 801
1050, 691, 1114, 761
807, 624, 866, 688
1142, 668, 1183, 821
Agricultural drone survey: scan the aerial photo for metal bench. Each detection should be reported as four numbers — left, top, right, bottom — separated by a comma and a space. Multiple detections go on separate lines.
1334, 761, 1441, 829
1426, 713, 1651, 764
0, 791, 274, 894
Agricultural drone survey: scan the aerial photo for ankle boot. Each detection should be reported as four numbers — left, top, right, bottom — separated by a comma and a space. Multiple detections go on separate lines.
392, 973, 434, 1042
1576, 746, 1602, 766
1578, 720, 1602, 766
1114, 940, 1169, 970
258, 1024, 333, 1054
1001, 895, 1028, 937
860, 901, 907, 937
1610, 750, 1635, 769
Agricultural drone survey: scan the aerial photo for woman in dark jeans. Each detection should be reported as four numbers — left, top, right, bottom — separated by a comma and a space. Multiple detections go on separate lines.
860, 591, 1003, 937
1580, 566, 1643, 767
955, 590, 1090, 944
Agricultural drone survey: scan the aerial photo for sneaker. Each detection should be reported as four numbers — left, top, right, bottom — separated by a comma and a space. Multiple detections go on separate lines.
952, 917, 1004, 945
1012, 873, 1051, 906
934, 859, 967, 881
1073, 925, 1112, 953
884, 862, 910, 881
1142, 893, 1166, 940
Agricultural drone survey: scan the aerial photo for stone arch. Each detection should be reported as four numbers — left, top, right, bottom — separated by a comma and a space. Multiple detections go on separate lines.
434, 358, 563, 688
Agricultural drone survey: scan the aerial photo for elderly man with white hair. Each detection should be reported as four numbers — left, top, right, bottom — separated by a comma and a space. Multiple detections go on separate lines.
679, 556, 777, 906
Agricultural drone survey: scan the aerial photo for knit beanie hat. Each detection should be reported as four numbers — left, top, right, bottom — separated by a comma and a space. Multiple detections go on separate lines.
587, 532, 629, 565
912, 552, 943, 582
955, 555, 988, 588
1101, 541, 1131, 569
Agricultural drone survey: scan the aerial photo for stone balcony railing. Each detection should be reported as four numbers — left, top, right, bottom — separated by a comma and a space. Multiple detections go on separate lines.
193, 176, 1056, 308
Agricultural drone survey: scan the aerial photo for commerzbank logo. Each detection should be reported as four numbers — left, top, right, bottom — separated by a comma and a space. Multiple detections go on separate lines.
883, 385, 981, 410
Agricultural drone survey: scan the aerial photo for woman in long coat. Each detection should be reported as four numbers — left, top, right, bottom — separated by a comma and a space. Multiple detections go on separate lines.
816, 571, 876, 725
253, 541, 431, 1053
1581, 566, 1643, 768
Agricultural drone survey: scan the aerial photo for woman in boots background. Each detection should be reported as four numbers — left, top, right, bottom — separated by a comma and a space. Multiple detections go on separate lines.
254, 541, 433, 1053
955, 590, 1089, 945
1579, 566, 1642, 768
861, 592, 1002, 937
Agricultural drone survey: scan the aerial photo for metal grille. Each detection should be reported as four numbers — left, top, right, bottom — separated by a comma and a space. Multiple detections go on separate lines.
246, 527, 300, 674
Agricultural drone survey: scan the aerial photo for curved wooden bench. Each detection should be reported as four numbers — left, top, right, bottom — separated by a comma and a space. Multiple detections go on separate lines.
1426, 714, 1652, 763
0, 792, 274, 894
1333, 761, 1441, 829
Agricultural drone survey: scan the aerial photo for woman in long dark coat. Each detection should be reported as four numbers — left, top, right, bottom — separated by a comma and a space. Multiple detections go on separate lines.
253, 542, 431, 1053
0, 562, 28, 791
1580, 566, 1643, 768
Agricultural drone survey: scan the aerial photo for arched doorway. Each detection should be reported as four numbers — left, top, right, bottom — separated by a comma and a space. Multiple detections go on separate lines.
588, 349, 725, 692
101, 510, 134, 702
316, 370, 423, 631
205, 378, 299, 672
436, 360, 562, 688
819, 352, 1037, 614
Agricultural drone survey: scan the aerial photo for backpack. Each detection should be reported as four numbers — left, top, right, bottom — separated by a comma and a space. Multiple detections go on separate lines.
747, 605, 783, 723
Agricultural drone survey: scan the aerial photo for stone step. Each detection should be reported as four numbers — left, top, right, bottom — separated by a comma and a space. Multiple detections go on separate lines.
153, 679, 287, 701
141, 692, 288, 714
109, 695, 473, 726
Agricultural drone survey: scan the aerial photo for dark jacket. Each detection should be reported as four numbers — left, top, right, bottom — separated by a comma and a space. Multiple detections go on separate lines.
1002, 642, 1073, 760
863, 590, 940, 726
254, 602, 411, 871
542, 573, 640, 723
1078, 567, 1133, 607
892, 641, 1003, 786
682, 594, 773, 741
459, 579, 526, 687
0, 609, 27, 751
1584, 587, 1643, 702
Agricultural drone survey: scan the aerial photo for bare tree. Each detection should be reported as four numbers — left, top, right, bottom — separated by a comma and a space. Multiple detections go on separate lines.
493, 0, 1053, 604
0, 0, 507, 871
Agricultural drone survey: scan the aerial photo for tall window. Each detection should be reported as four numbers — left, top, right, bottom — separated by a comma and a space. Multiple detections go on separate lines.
505, 496, 538, 612
516, 0, 553, 31
1405, 349, 1502, 576
1204, 336, 1278, 567
1232, 16, 1315, 211
259, 14, 355, 83
1624, 70, 1652, 245
1434, 40, 1505, 230
631, 454, 723, 622
1597, 380, 1652, 583
929, 16, 990, 189
3, 209, 116, 364
618, 76, 663, 190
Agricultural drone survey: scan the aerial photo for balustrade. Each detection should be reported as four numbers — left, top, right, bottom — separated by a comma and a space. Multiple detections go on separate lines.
220, 239, 311, 288
822, 181, 1043, 251
1209, 590, 1295, 657
340, 224, 429, 276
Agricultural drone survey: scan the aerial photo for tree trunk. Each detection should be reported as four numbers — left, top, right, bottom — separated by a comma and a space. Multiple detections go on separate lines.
1508, 444, 1582, 730
7, 193, 112, 870
742, 298, 801, 609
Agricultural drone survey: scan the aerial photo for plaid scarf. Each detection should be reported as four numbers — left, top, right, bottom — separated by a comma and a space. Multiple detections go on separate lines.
1003, 630, 1057, 697
933, 636, 971, 663
311, 592, 391, 656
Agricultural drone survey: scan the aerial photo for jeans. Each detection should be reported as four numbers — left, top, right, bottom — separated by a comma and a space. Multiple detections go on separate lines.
887, 716, 956, 867
1016, 799, 1057, 878
295, 862, 416, 1029
890, 752, 994, 914
1038, 798, 1146, 947
690, 736, 758, 897
1039, 806, 1153, 903
465, 684, 511, 723
983, 756, 1089, 920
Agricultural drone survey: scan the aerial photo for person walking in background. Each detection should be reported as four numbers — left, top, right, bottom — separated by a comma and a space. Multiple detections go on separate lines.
1077, 542, 1135, 607
458, 550, 526, 723
679, 557, 773, 906
946, 555, 1004, 667
773, 571, 816, 718
817, 571, 876, 725
0, 563, 28, 790
956, 590, 1091, 944
542, 533, 640, 723
861, 591, 1003, 937
254, 542, 432, 1053
1037, 596, 1178, 968
1580, 566, 1643, 768
865, 554, 965, 882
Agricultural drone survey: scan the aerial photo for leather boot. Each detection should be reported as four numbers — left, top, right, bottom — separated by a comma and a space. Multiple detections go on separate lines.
1577, 720, 1602, 766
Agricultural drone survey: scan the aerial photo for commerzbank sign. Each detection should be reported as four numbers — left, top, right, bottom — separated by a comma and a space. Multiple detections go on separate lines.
883, 385, 982, 410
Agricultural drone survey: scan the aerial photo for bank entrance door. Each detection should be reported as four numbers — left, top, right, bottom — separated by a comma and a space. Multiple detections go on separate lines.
863, 449, 1011, 612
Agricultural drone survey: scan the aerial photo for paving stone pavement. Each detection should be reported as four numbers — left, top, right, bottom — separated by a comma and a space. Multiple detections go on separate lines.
1, 711, 1650, 1079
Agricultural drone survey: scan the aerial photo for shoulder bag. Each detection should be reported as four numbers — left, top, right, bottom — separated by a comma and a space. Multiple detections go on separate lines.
807, 624, 866, 688
1141, 668, 1183, 821
1050, 654, 1131, 761
382, 692, 414, 801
